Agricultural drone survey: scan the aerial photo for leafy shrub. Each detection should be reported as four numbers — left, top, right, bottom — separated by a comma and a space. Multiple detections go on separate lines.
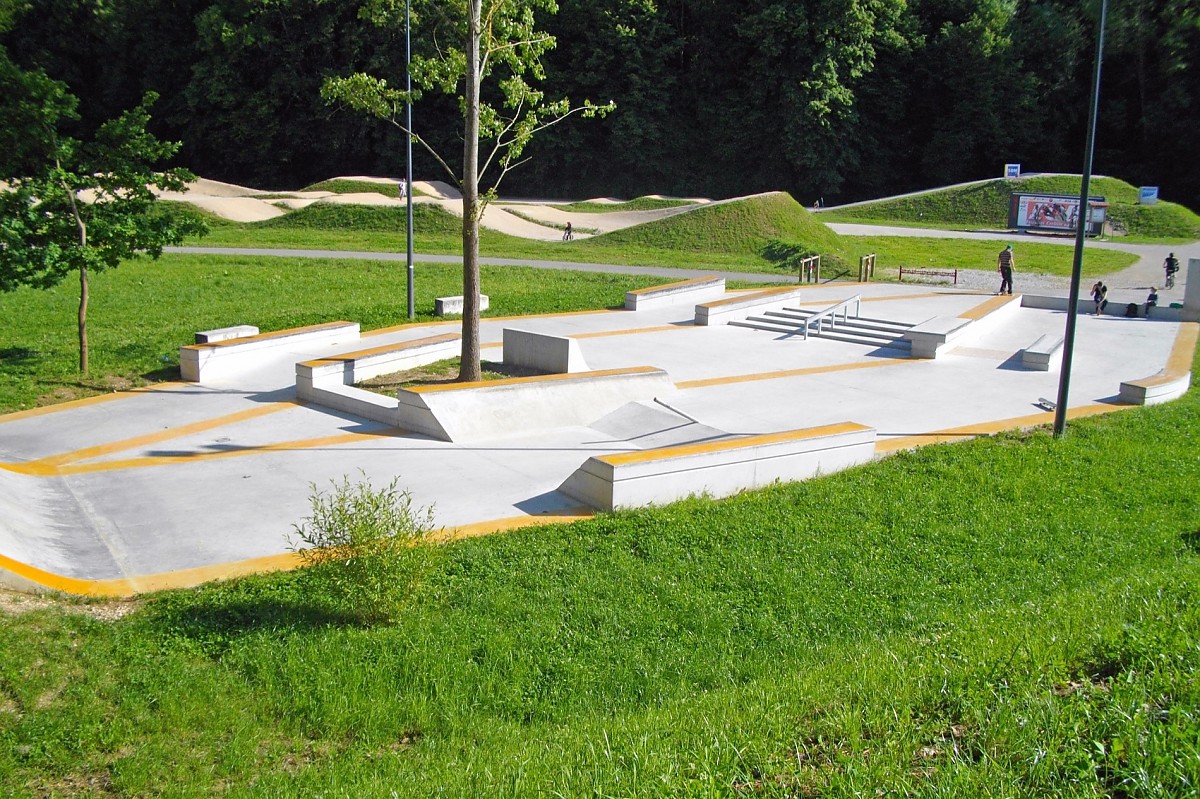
289, 473, 438, 622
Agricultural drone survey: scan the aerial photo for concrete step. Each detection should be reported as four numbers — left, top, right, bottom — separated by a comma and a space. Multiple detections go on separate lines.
765, 309, 914, 336
731, 314, 912, 350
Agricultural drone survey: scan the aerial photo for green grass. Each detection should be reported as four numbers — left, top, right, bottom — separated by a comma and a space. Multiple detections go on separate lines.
188, 194, 1142, 278
301, 178, 427, 198
0, 255, 667, 413
2, 364, 1199, 796
821, 175, 1200, 241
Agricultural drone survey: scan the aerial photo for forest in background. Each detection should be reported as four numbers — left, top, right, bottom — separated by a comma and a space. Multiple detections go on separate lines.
2, 0, 1198, 209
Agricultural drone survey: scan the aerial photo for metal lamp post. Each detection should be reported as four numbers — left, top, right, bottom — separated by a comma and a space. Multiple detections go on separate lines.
405, 0, 415, 320
1054, 0, 1108, 437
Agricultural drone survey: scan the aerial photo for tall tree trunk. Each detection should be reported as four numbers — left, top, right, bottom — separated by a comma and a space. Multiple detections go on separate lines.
458, 0, 483, 383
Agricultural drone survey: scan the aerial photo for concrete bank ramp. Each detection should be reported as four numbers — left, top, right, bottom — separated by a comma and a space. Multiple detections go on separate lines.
587, 401, 731, 449
0, 468, 124, 591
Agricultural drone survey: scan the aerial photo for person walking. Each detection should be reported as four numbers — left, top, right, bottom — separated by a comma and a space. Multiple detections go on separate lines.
997, 244, 1015, 295
562, 221, 573, 242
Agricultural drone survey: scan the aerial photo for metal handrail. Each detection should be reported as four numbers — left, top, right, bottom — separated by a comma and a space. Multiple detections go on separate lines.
802, 295, 861, 340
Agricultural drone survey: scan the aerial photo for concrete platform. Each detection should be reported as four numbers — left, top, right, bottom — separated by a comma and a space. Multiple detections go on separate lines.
0, 280, 1194, 595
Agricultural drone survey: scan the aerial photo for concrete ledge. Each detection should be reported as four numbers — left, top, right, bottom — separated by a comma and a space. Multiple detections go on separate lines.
195, 324, 259, 344
695, 286, 806, 326
435, 294, 489, 316
1118, 322, 1197, 405
1021, 294, 1185, 321
1022, 333, 1064, 371
396, 366, 674, 442
625, 276, 725, 311
296, 333, 461, 390
503, 328, 589, 374
905, 294, 1022, 358
559, 422, 877, 511
181, 321, 360, 383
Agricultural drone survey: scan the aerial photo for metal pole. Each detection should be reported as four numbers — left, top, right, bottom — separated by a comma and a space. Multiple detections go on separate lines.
1054, 0, 1107, 438
405, 0, 415, 320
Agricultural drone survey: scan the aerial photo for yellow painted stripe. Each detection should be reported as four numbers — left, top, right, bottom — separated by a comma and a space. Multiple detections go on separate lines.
699, 286, 801, 309
4, 428, 403, 477
0, 510, 595, 597
874, 403, 1120, 453
21, 403, 296, 471
627, 275, 721, 295
1123, 322, 1198, 388
597, 422, 872, 466
0, 382, 188, 425
299, 333, 461, 368
571, 324, 691, 340
405, 365, 662, 393
363, 308, 622, 337
677, 357, 909, 390
182, 320, 356, 351
960, 293, 1019, 320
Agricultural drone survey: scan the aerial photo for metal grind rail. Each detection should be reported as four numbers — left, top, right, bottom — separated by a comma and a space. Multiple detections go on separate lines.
801, 295, 862, 340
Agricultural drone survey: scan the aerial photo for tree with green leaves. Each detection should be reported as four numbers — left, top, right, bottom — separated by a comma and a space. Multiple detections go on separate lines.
322, 0, 612, 382
0, 53, 203, 373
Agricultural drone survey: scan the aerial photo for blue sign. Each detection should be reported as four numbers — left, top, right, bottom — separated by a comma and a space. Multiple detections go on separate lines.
1005, 163, 1021, 178
1138, 186, 1159, 205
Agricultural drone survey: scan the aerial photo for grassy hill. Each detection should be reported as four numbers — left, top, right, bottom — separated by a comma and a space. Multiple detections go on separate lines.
822, 175, 1200, 241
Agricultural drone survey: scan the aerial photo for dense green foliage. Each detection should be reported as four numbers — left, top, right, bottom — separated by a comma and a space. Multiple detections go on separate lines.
1, 367, 1198, 796
2, 0, 1197, 208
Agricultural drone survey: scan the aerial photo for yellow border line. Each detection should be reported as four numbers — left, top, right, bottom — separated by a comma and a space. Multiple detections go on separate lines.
677, 357, 910, 390
0, 509, 596, 597
874, 402, 1119, 453
405, 365, 662, 393
961, 293, 1020, 321
597, 422, 871, 466
1123, 321, 1198, 388
363, 308, 623, 338
570, 324, 692, 340
0, 381, 189, 425
626, 275, 722, 296
300, 333, 461, 368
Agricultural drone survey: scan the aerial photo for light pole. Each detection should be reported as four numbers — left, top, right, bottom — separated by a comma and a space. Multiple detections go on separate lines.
1054, 0, 1108, 437
405, 0, 415, 320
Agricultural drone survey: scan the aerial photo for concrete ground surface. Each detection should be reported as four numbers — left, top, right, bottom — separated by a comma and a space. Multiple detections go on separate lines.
1, 275, 1194, 596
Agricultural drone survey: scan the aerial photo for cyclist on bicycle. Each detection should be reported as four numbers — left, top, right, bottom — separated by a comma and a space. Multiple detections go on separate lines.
1163, 253, 1179, 288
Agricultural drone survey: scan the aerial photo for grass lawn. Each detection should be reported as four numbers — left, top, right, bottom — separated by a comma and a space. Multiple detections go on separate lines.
0, 255, 671, 413
1, 352, 1198, 797
187, 197, 1139, 277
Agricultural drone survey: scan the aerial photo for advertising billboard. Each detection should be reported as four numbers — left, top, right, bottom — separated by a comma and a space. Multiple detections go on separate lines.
1009, 193, 1107, 235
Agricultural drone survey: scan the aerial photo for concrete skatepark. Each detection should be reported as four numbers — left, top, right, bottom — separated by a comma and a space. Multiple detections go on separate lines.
2, 178, 1197, 596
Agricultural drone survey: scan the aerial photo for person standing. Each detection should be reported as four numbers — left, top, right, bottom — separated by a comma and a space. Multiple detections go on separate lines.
398, 178, 408, 200
997, 244, 1015, 295
563, 221, 573, 242
1145, 286, 1159, 317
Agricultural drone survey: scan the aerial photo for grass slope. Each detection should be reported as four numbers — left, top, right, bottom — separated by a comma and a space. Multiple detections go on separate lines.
2, 358, 1198, 797
823, 175, 1200, 241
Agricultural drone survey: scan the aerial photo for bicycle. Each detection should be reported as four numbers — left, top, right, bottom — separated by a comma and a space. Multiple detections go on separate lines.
1166, 269, 1176, 289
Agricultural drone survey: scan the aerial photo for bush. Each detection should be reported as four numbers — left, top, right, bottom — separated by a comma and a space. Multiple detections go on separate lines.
289, 472, 438, 622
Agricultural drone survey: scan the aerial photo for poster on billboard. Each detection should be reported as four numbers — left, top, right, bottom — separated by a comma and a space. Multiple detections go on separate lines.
1009, 193, 1107, 235
1004, 163, 1021, 178
1139, 186, 1159, 205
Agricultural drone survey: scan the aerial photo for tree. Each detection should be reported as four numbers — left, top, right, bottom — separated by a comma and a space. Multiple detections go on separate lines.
0, 59, 202, 373
322, 0, 612, 382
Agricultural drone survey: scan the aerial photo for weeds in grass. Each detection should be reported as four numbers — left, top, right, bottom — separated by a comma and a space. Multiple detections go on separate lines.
289, 473, 438, 623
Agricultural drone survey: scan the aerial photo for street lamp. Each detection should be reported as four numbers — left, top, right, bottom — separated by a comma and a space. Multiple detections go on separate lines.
1054, 0, 1108, 437
405, 0, 415, 320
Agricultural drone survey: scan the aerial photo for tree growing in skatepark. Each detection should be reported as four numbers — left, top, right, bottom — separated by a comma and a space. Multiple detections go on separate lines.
0, 49, 202, 374
321, 0, 612, 381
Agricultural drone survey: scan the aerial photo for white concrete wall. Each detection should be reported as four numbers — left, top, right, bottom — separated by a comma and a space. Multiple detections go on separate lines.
625, 277, 725, 311
503, 328, 590, 374
559, 422, 877, 511
182, 322, 360, 383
